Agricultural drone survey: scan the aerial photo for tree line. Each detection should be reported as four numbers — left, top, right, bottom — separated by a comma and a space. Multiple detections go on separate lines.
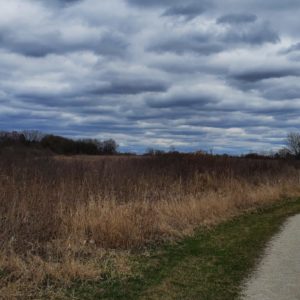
145, 132, 300, 160
0, 130, 118, 155
2, 130, 300, 158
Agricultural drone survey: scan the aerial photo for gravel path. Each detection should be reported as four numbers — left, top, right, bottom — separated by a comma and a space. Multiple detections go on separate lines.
242, 214, 300, 300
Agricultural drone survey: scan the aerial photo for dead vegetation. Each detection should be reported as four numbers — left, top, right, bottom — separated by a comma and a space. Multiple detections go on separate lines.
1, 154, 300, 298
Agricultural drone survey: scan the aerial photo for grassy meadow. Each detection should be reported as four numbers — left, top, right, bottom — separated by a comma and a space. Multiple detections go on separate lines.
1, 153, 300, 298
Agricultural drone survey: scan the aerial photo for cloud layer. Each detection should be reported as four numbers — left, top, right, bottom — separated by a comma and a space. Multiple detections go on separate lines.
1, 0, 300, 153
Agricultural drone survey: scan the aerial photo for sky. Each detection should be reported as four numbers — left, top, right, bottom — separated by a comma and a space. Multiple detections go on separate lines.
1, 0, 300, 153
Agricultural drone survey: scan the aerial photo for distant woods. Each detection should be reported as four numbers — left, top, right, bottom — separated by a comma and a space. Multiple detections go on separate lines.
146, 132, 300, 160
1, 130, 300, 158
0, 130, 118, 155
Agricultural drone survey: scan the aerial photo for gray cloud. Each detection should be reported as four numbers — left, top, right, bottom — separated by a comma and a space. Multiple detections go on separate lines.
89, 78, 169, 96
283, 42, 300, 54
263, 86, 300, 100
148, 33, 224, 55
223, 21, 280, 45
1, 0, 300, 153
148, 19, 279, 56
38, 0, 83, 7
217, 13, 257, 24
231, 67, 299, 82
148, 95, 214, 108
0, 27, 129, 58
162, 2, 212, 20
126, 0, 181, 7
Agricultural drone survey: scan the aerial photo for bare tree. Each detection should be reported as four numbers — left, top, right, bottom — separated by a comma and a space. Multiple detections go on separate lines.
22, 130, 44, 143
277, 147, 292, 159
286, 132, 300, 157
102, 139, 118, 154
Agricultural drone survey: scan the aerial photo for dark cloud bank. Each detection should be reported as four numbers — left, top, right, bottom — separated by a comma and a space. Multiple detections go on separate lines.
1, 0, 300, 153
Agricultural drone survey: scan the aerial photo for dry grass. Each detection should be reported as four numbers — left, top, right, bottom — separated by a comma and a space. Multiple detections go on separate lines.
1, 153, 300, 298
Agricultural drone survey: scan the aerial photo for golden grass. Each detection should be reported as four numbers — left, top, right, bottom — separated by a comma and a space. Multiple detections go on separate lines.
1, 154, 300, 298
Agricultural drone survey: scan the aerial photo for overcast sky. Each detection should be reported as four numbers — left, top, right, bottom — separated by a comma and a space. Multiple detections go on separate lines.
1, 0, 300, 153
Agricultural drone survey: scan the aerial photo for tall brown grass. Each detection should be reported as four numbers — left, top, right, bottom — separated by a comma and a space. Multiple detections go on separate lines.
1, 153, 300, 298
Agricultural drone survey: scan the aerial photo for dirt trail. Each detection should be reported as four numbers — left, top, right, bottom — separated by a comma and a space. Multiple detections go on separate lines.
242, 214, 300, 300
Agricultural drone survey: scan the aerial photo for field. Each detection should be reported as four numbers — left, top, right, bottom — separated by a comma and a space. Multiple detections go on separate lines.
1, 153, 300, 298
